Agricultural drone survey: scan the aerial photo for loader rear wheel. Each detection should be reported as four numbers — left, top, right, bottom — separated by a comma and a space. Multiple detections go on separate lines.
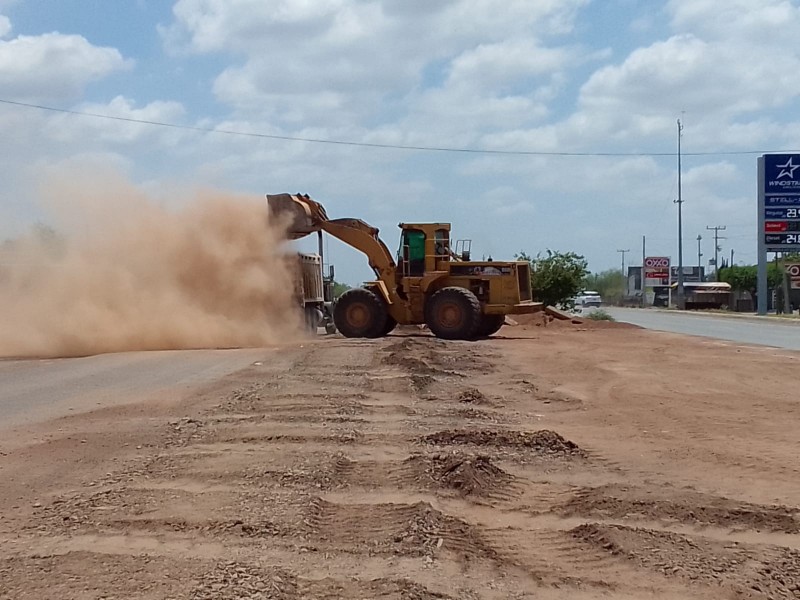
425, 287, 481, 340
333, 288, 387, 338
476, 314, 505, 337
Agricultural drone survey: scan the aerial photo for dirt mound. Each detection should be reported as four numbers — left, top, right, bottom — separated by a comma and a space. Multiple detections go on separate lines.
457, 388, 490, 404
422, 429, 585, 457
404, 453, 514, 497
304, 499, 495, 559
382, 339, 443, 372
381, 338, 491, 376
512, 313, 571, 327
304, 578, 455, 600
191, 563, 298, 599
571, 523, 800, 598
511, 312, 640, 330
561, 486, 800, 533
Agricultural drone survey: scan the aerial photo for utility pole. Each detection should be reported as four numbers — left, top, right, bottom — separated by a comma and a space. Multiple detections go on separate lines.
641, 235, 646, 306
706, 225, 727, 281
696, 234, 703, 269
617, 248, 630, 275
730, 248, 734, 266
675, 119, 685, 308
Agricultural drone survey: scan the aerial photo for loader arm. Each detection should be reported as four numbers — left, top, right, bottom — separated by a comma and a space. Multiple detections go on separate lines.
319, 218, 397, 280
266, 193, 397, 283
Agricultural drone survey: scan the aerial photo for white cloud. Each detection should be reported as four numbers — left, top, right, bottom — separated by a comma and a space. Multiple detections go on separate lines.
447, 39, 573, 89
4, 0, 791, 279
668, 0, 800, 41
0, 32, 132, 102
50, 96, 187, 145
0, 14, 11, 38
581, 33, 800, 120
168, 0, 588, 130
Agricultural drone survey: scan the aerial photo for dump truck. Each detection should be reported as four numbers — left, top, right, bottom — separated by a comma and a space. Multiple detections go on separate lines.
293, 252, 335, 333
268, 193, 543, 340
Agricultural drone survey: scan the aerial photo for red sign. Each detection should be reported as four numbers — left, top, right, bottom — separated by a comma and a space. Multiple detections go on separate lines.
765, 221, 788, 232
646, 270, 669, 280
787, 263, 800, 289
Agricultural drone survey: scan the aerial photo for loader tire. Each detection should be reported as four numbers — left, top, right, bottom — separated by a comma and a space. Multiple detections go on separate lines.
333, 288, 387, 338
425, 287, 482, 340
476, 314, 504, 337
381, 315, 397, 336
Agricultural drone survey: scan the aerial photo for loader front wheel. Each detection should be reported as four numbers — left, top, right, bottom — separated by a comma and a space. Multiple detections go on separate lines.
425, 287, 481, 340
476, 314, 505, 337
381, 315, 397, 336
333, 288, 387, 338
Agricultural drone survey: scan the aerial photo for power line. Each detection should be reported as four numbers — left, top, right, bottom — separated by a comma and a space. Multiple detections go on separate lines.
1, 97, 799, 158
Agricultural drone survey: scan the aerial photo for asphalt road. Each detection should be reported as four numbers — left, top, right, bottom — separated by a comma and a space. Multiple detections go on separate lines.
0, 348, 269, 430
607, 307, 800, 351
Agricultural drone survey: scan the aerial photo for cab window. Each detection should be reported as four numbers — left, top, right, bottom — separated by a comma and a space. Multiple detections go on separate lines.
399, 229, 426, 276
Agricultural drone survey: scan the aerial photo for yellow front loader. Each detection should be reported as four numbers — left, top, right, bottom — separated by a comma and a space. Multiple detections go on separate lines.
267, 193, 542, 340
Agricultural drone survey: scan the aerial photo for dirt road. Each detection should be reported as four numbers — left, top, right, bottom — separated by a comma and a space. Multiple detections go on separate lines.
0, 349, 271, 429
1, 323, 799, 599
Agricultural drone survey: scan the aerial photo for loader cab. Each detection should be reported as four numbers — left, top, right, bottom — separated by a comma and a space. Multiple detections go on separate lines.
397, 223, 451, 277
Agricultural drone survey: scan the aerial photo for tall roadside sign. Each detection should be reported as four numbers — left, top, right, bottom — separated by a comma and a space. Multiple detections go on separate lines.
786, 263, 800, 289
758, 154, 800, 314
643, 256, 670, 305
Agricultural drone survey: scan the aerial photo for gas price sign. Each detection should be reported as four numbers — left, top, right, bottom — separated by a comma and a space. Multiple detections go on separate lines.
765, 233, 800, 245
765, 207, 800, 219
760, 154, 800, 253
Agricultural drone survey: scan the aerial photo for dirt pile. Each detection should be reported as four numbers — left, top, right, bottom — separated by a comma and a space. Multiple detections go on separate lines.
405, 453, 515, 497
422, 429, 585, 457
572, 523, 800, 597
304, 499, 494, 559
457, 388, 490, 404
560, 486, 800, 533
0, 168, 299, 358
191, 563, 298, 600
511, 312, 639, 330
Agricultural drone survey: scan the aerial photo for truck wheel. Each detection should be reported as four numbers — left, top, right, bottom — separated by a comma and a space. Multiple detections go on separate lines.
333, 288, 387, 338
476, 314, 504, 337
425, 287, 481, 340
304, 306, 322, 333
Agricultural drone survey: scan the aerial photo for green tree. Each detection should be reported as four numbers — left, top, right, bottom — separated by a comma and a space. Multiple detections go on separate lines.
718, 264, 782, 294
517, 249, 589, 309
718, 263, 784, 311
582, 269, 626, 304
332, 281, 351, 298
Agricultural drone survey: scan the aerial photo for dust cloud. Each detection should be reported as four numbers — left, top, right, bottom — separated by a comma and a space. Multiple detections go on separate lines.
0, 170, 302, 358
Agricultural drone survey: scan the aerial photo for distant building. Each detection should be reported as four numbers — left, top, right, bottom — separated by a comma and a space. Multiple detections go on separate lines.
627, 265, 705, 306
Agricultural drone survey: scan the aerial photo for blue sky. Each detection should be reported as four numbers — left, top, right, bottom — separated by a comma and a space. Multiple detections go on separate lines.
2, 0, 800, 285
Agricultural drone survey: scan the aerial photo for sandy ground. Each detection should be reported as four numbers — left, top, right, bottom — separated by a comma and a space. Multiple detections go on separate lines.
1, 320, 799, 599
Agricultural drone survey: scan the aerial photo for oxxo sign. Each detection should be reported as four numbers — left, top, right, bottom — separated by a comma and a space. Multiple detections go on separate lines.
786, 263, 800, 290
644, 257, 669, 269
757, 154, 800, 314
644, 256, 670, 285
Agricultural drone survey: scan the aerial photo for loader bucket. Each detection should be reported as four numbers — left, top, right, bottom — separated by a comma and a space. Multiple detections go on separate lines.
266, 193, 325, 239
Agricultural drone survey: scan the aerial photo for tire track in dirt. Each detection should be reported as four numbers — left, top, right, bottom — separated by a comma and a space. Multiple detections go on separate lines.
572, 522, 800, 598
9, 332, 800, 598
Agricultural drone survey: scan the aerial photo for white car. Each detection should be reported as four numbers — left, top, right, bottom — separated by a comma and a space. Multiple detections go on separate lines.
574, 291, 603, 308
